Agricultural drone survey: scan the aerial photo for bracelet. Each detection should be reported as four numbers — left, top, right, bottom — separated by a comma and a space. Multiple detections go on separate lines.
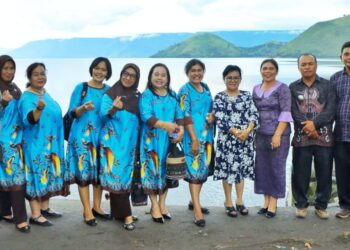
36, 106, 44, 111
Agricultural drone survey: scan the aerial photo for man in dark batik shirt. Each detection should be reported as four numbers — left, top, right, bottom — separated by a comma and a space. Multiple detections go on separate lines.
330, 41, 350, 219
290, 53, 336, 219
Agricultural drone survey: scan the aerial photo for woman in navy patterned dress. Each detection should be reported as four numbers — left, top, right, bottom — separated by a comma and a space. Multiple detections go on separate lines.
213, 65, 258, 217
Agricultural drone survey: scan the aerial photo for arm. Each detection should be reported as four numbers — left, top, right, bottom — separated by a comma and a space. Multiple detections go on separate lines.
213, 93, 231, 133
312, 84, 336, 129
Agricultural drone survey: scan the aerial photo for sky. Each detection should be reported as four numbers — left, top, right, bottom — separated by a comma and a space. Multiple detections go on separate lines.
1, 0, 349, 49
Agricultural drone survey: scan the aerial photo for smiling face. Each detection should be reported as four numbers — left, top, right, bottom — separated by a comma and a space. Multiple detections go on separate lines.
1, 61, 15, 83
260, 61, 277, 83
92, 61, 108, 83
121, 67, 137, 88
151, 66, 168, 90
29, 65, 47, 89
225, 70, 241, 92
298, 55, 317, 79
187, 64, 204, 85
341, 47, 350, 70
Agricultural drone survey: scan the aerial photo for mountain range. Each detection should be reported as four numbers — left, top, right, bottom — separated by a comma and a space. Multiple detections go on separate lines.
3, 15, 349, 58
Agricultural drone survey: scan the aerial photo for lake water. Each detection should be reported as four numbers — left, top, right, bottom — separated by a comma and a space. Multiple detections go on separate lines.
12, 57, 343, 207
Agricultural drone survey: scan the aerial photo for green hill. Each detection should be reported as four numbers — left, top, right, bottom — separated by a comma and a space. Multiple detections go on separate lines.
152, 33, 241, 58
278, 15, 350, 57
243, 41, 285, 57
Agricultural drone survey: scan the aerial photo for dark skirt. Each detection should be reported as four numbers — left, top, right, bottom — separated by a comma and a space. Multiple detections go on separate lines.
254, 134, 290, 198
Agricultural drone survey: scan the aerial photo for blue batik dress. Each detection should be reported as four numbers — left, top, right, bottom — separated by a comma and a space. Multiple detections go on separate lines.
0, 96, 25, 190
139, 89, 183, 194
99, 94, 140, 193
18, 91, 67, 200
65, 83, 109, 186
178, 82, 214, 183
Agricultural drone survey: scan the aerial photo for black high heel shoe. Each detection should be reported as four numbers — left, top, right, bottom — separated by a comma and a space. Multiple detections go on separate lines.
257, 207, 268, 215
188, 201, 210, 214
152, 216, 164, 223
83, 214, 97, 226
193, 218, 206, 227
162, 212, 172, 220
92, 208, 112, 220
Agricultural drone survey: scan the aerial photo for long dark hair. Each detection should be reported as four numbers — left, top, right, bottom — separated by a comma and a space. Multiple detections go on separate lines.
146, 63, 175, 98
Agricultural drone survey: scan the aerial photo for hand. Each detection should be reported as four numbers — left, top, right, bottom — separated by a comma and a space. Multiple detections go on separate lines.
36, 96, 46, 110
191, 139, 199, 156
271, 134, 281, 149
172, 126, 184, 143
206, 112, 215, 124
82, 101, 95, 111
112, 96, 124, 109
160, 122, 179, 134
2, 90, 13, 102
236, 129, 250, 141
301, 120, 316, 134
308, 130, 319, 139
229, 128, 241, 137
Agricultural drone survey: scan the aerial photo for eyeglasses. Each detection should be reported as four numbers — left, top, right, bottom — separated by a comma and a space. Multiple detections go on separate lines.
122, 71, 137, 79
225, 76, 241, 82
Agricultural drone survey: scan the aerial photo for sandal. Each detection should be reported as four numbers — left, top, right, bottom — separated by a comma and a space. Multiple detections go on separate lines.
123, 222, 135, 231
225, 206, 238, 217
236, 204, 249, 216
29, 215, 53, 227
41, 208, 62, 218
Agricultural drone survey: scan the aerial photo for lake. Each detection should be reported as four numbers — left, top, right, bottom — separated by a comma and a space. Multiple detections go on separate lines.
12, 57, 343, 207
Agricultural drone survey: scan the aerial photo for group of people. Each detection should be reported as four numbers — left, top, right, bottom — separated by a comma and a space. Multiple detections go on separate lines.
0, 41, 350, 233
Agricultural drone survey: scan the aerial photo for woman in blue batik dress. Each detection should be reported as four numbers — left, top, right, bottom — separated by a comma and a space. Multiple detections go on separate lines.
18, 62, 68, 226
65, 57, 111, 226
213, 65, 259, 218
139, 63, 184, 223
99, 63, 140, 231
178, 59, 215, 227
0, 55, 30, 232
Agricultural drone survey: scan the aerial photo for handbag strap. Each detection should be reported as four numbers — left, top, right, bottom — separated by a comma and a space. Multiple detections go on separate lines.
80, 82, 88, 105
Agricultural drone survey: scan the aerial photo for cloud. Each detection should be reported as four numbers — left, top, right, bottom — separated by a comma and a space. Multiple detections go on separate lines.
0, 0, 349, 48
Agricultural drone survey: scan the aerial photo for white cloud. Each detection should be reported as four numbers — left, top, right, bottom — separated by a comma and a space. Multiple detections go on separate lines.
0, 0, 349, 48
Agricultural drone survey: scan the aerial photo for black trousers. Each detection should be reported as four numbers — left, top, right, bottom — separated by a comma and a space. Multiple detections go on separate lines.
0, 189, 27, 224
334, 142, 350, 210
109, 193, 131, 219
292, 146, 333, 210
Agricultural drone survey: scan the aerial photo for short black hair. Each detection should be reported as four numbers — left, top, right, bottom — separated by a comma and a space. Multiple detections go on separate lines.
260, 58, 279, 73
341, 41, 350, 54
89, 57, 112, 80
297, 53, 317, 66
222, 65, 242, 79
184, 59, 205, 75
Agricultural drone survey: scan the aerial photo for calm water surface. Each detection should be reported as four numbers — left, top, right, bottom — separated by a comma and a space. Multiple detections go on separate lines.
13, 58, 342, 207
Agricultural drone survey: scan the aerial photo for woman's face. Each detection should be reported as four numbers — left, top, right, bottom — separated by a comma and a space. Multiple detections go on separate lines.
187, 64, 204, 84
29, 65, 47, 89
225, 70, 241, 92
151, 66, 168, 90
92, 61, 108, 83
1, 61, 15, 83
121, 67, 137, 88
260, 61, 277, 83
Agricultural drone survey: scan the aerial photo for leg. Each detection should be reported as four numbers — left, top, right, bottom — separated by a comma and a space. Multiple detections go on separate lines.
10, 189, 28, 226
335, 142, 350, 210
223, 180, 233, 207
29, 199, 49, 223
0, 191, 12, 219
263, 195, 270, 208
109, 193, 132, 223
267, 196, 277, 212
313, 146, 333, 210
78, 185, 94, 220
92, 185, 104, 213
291, 147, 313, 209
159, 189, 169, 215
149, 194, 162, 218
189, 183, 203, 220
235, 180, 244, 205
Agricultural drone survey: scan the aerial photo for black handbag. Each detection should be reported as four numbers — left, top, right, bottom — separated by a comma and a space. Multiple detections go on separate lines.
166, 142, 186, 180
63, 82, 88, 141
131, 158, 148, 206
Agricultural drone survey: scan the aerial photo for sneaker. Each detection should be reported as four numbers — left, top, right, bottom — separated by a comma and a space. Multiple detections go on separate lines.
296, 208, 307, 218
315, 208, 329, 219
335, 209, 350, 219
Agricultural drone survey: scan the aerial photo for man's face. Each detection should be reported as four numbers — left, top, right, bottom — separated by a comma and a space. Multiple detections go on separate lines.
341, 47, 350, 69
298, 55, 317, 79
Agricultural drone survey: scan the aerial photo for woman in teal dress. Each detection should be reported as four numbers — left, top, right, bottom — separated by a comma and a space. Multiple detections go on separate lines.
139, 63, 184, 223
18, 62, 68, 226
0, 55, 30, 232
178, 59, 215, 227
99, 63, 140, 231
65, 57, 111, 226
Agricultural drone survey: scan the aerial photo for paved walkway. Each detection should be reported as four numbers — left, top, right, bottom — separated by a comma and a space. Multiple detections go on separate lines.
0, 200, 349, 250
